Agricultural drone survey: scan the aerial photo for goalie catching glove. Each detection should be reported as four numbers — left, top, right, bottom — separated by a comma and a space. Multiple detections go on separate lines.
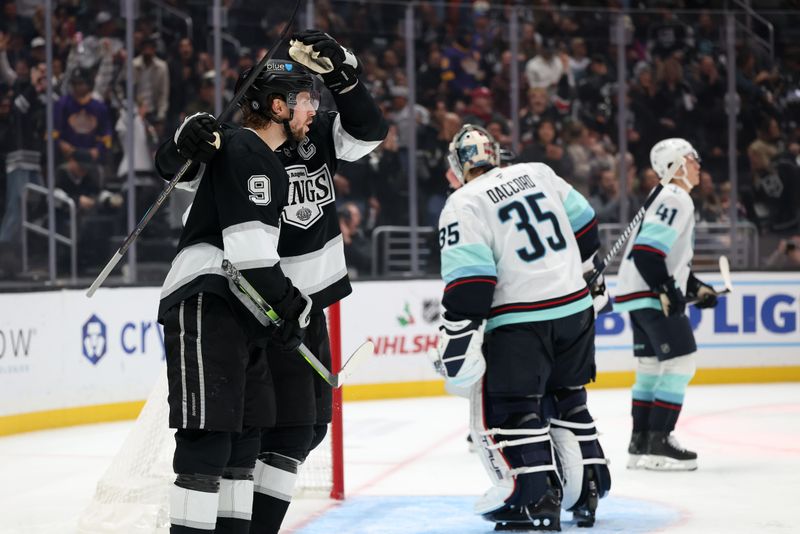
686, 272, 718, 309
430, 315, 486, 389
174, 112, 220, 163
289, 30, 361, 93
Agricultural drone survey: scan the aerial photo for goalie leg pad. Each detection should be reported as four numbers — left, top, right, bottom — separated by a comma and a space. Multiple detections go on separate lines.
470, 382, 560, 519
550, 388, 610, 512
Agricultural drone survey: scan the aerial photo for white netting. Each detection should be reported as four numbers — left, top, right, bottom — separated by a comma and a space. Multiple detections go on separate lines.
77, 369, 333, 533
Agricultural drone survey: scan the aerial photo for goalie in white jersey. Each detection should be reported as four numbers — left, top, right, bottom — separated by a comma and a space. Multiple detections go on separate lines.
614, 138, 720, 471
432, 125, 611, 531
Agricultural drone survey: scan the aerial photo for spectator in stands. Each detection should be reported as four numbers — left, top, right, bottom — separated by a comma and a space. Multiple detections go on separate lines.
519, 119, 572, 178
764, 236, 800, 269
54, 67, 112, 170
0, 60, 45, 251
55, 152, 122, 271
183, 70, 217, 117
489, 50, 522, 120
577, 54, 614, 135
568, 37, 591, 84
692, 170, 724, 222
589, 163, 636, 224
519, 86, 559, 145
167, 37, 201, 129
636, 167, 660, 205
655, 56, 696, 139
418, 45, 446, 105
132, 36, 169, 133
562, 120, 594, 197
462, 86, 507, 127
647, 5, 694, 60
747, 131, 800, 233
339, 201, 371, 277
525, 37, 564, 92
441, 33, 484, 102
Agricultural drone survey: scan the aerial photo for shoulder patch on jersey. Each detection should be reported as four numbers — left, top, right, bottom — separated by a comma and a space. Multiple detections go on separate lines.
247, 175, 271, 206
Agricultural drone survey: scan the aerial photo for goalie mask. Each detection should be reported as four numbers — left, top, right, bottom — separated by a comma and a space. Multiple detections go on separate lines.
448, 124, 501, 185
236, 60, 320, 117
650, 138, 700, 189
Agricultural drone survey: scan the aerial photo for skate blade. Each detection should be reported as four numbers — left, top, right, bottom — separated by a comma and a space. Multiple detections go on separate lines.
644, 455, 697, 471
626, 454, 646, 469
494, 517, 560, 531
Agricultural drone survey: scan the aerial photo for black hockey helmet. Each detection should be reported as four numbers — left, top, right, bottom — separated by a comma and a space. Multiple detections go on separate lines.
236, 59, 317, 115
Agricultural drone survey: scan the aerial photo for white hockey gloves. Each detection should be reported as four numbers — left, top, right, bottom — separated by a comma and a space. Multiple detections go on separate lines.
582, 254, 612, 316
174, 112, 221, 163
289, 30, 361, 94
431, 316, 486, 390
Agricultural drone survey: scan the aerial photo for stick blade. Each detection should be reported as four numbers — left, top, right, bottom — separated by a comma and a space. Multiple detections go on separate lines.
719, 255, 734, 293
335, 340, 374, 388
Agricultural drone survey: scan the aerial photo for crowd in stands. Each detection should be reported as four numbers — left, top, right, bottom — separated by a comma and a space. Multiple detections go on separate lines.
1, 0, 799, 280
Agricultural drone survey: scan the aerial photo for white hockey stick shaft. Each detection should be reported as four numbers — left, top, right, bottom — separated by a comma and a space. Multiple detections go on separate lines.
222, 260, 371, 388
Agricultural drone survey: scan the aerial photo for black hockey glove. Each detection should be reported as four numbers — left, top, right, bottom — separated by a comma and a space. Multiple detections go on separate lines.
271, 284, 312, 351
289, 30, 361, 93
174, 112, 220, 163
686, 272, 718, 309
656, 277, 686, 317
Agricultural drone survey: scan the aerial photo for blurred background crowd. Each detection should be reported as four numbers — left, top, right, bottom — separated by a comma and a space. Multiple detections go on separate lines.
1, 0, 799, 284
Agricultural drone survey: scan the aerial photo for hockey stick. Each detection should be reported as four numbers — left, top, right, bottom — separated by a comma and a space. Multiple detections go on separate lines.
687, 255, 734, 306
586, 175, 673, 286
86, 0, 302, 297
222, 260, 373, 388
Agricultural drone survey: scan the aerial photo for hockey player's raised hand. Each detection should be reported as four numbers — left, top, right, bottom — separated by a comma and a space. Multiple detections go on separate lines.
289, 30, 361, 93
174, 112, 220, 163
657, 277, 686, 317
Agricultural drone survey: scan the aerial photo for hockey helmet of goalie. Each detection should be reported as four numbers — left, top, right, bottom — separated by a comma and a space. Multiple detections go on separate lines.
236, 60, 319, 116
650, 138, 700, 189
448, 124, 501, 185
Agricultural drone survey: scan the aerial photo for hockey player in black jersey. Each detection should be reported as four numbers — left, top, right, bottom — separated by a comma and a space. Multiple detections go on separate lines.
154, 63, 316, 532
159, 30, 387, 534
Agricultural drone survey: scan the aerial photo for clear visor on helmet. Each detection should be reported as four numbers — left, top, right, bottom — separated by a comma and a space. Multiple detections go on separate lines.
287, 90, 320, 112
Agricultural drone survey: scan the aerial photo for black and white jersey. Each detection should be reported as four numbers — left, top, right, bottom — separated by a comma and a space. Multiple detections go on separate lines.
273, 82, 387, 309
156, 127, 294, 334
156, 81, 387, 313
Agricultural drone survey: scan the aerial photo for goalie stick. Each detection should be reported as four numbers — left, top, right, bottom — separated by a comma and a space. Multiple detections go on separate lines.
86, 0, 302, 298
222, 260, 372, 388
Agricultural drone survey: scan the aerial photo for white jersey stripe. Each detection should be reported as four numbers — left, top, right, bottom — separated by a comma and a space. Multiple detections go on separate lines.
222, 223, 280, 267
178, 301, 188, 427
281, 234, 348, 295
332, 114, 383, 162
161, 244, 226, 299
196, 293, 206, 429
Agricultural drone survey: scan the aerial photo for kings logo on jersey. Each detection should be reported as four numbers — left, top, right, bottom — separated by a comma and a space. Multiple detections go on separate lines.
282, 163, 335, 228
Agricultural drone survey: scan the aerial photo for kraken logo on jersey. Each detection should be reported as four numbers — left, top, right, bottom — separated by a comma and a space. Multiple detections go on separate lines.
282, 163, 335, 228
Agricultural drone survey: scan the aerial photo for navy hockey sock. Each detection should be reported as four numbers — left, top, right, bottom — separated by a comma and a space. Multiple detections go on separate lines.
631, 400, 653, 432
649, 399, 683, 433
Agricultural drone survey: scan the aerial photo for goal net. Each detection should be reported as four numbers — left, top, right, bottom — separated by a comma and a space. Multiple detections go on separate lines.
77, 304, 344, 533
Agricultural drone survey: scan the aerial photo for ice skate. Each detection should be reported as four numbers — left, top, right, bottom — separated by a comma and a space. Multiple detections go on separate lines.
644, 432, 697, 471
626, 431, 647, 469
491, 488, 561, 531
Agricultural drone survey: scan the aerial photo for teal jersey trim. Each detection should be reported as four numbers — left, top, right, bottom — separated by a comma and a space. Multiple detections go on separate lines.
635, 223, 678, 252
441, 243, 497, 284
486, 294, 593, 331
564, 189, 595, 232
614, 297, 662, 312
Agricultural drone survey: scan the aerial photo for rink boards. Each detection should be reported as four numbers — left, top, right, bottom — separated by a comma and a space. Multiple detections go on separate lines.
1, 272, 799, 434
